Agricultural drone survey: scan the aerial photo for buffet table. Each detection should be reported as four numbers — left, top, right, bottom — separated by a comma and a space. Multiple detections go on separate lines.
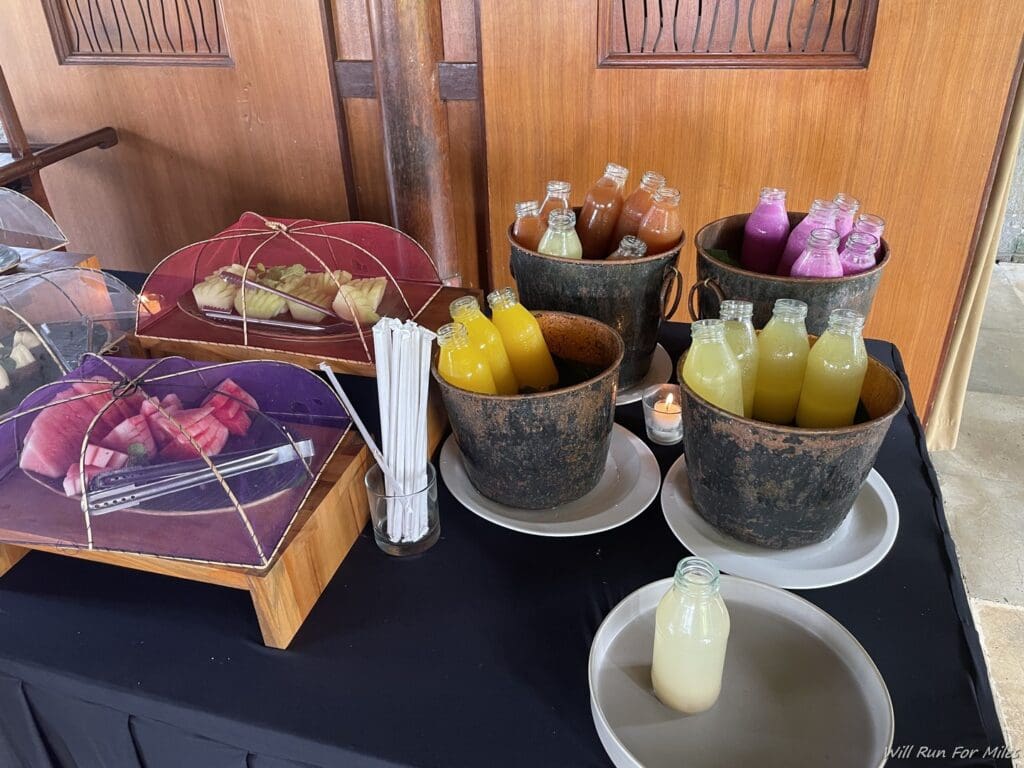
0, 301, 1011, 766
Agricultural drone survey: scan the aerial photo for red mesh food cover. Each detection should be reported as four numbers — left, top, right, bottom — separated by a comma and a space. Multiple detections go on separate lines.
135, 213, 443, 364
0, 355, 350, 568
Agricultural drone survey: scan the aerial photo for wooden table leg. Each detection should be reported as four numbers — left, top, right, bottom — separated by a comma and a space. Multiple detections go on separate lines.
0, 543, 29, 577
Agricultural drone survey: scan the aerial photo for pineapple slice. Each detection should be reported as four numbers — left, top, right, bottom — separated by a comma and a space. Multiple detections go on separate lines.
332, 277, 387, 325
233, 285, 286, 319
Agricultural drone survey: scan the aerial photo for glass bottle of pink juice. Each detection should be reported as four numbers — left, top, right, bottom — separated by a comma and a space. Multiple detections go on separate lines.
790, 228, 843, 278
776, 199, 838, 276
839, 213, 885, 250
839, 232, 880, 275
832, 193, 860, 239
740, 187, 790, 274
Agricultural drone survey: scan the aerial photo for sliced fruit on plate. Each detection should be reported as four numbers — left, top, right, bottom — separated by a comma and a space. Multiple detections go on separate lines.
83, 443, 129, 470
332, 277, 387, 325
63, 464, 106, 497
100, 414, 157, 460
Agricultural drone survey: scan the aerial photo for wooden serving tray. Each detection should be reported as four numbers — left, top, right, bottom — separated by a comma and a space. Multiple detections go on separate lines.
0, 388, 448, 650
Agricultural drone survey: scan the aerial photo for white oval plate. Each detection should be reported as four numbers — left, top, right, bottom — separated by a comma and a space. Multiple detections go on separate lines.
616, 344, 672, 405
590, 576, 894, 768
661, 455, 898, 589
439, 424, 660, 537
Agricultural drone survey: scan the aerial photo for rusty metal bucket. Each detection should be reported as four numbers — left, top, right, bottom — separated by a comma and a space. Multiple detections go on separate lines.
508, 213, 684, 388
434, 311, 623, 509
691, 213, 889, 335
680, 350, 904, 549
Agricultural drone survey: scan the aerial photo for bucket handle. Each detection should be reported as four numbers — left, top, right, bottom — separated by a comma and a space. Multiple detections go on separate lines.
661, 266, 683, 320
687, 277, 726, 321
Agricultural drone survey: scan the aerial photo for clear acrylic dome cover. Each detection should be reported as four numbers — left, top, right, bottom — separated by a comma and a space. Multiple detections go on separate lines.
0, 355, 351, 567
0, 187, 68, 255
0, 268, 138, 416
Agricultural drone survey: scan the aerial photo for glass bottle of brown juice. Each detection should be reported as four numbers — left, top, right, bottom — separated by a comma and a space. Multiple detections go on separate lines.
612, 170, 665, 245
512, 200, 545, 251
637, 187, 683, 255
576, 163, 629, 259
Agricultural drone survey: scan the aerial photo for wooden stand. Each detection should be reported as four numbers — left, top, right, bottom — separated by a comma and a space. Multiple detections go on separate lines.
0, 394, 448, 649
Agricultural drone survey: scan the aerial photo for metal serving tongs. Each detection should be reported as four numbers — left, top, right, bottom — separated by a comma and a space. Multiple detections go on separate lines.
83, 440, 315, 515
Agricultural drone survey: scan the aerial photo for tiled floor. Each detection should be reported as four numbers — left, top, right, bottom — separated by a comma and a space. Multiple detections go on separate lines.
933, 263, 1024, 764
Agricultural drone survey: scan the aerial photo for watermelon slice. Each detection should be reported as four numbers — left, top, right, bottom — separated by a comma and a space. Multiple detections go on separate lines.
159, 418, 229, 461
100, 414, 157, 459
202, 379, 257, 437
83, 443, 129, 470
63, 464, 106, 497
19, 395, 99, 478
149, 406, 215, 447
217, 409, 252, 437
70, 379, 146, 437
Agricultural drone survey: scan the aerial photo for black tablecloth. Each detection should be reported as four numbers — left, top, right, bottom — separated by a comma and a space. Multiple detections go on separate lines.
0, 277, 1010, 767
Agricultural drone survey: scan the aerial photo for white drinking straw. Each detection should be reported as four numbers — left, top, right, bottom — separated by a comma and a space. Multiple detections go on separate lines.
319, 363, 402, 493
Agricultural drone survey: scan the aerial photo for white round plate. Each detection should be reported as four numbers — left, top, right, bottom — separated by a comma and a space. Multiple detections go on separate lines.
589, 576, 894, 768
661, 455, 898, 589
616, 343, 672, 405
439, 424, 660, 537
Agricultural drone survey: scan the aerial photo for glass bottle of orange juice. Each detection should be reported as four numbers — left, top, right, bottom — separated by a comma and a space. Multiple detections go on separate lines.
752, 299, 810, 424
680, 319, 745, 416
486, 288, 559, 391
719, 300, 759, 418
796, 309, 868, 428
436, 322, 498, 395
450, 296, 519, 395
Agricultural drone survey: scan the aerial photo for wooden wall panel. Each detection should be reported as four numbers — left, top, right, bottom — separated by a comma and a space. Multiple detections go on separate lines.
479, 0, 1024, 411
1, 0, 349, 272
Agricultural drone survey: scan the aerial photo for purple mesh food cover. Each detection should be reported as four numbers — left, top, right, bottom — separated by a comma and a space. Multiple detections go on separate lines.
0, 355, 350, 568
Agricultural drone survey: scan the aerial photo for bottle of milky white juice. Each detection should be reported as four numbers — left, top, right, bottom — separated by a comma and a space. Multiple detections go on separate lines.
652, 557, 731, 715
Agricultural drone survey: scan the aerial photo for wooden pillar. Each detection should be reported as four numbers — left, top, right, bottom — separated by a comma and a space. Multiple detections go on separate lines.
366, 0, 460, 285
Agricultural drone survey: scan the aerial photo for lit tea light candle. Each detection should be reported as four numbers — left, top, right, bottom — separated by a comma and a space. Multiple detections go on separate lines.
643, 384, 684, 445
652, 393, 682, 430
140, 293, 164, 316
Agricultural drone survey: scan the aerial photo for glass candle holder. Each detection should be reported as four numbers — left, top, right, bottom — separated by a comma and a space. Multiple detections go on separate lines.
364, 464, 440, 556
643, 384, 684, 445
